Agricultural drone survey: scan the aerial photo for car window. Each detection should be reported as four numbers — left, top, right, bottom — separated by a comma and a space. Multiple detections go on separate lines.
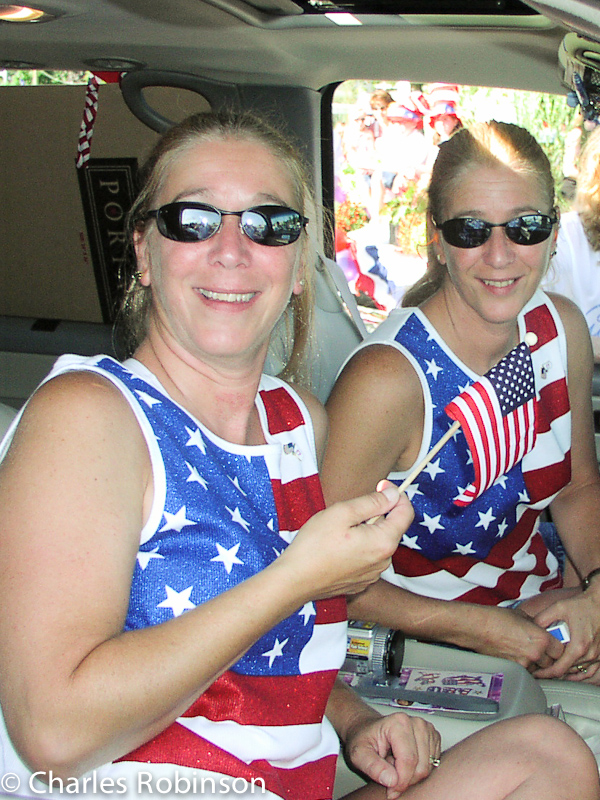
332, 79, 580, 328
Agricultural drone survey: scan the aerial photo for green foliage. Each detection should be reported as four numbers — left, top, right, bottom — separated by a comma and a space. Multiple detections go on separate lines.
0, 69, 89, 85
384, 181, 428, 255
335, 199, 369, 232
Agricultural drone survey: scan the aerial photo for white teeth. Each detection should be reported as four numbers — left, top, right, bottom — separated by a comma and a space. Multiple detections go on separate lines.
482, 279, 516, 288
199, 289, 255, 303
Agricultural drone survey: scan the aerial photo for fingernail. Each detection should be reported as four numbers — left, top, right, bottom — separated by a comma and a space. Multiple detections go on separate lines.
380, 771, 395, 787
380, 485, 400, 503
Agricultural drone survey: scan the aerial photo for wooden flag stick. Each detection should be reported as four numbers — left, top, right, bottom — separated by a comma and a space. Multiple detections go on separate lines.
398, 420, 460, 492
366, 420, 460, 524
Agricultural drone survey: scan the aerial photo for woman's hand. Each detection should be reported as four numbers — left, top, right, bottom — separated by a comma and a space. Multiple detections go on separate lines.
278, 482, 414, 601
454, 604, 565, 671
531, 587, 600, 683
344, 710, 441, 799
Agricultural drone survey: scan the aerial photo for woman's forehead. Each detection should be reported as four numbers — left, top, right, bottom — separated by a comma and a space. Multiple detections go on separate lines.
159, 136, 297, 204
442, 162, 549, 215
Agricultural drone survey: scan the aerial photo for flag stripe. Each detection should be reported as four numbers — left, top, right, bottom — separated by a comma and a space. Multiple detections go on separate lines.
445, 341, 537, 507
262, 386, 306, 433
183, 670, 339, 725
271, 474, 325, 534
117, 728, 338, 799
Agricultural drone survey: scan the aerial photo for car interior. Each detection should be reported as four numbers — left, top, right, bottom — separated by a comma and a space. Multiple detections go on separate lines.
2, 0, 600, 793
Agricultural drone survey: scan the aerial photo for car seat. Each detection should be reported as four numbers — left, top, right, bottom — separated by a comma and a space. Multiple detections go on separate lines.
265, 254, 366, 404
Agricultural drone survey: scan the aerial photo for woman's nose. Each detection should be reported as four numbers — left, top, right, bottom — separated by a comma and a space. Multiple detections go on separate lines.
482, 226, 515, 267
208, 214, 250, 268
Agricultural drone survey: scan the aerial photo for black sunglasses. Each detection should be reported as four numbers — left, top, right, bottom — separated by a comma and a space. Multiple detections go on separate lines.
146, 201, 308, 247
434, 212, 558, 249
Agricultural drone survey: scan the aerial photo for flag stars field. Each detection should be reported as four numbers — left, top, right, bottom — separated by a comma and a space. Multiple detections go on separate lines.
211, 542, 244, 574
186, 461, 208, 489
185, 426, 206, 453
298, 602, 316, 625
137, 546, 165, 570
160, 506, 196, 533
475, 507, 496, 530
226, 506, 251, 532
157, 585, 196, 617
262, 637, 289, 668
421, 512, 445, 534
425, 358, 443, 380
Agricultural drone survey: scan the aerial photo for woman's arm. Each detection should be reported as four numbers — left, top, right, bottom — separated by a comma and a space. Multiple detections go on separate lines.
322, 344, 424, 504
530, 294, 600, 681
0, 372, 413, 778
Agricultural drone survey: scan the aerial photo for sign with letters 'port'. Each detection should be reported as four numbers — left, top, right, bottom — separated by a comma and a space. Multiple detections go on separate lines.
78, 158, 139, 322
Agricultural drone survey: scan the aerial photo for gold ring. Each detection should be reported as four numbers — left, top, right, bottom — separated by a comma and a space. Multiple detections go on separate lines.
576, 664, 588, 674
429, 757, 441, 768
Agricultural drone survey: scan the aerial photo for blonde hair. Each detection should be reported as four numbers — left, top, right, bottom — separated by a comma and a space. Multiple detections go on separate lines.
575, 125, 600, 251
402, 120, 555, 307
114, 110, 316, 386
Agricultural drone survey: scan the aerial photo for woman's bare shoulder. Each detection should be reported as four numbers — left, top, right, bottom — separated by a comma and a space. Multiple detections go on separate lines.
4, 368, 146, 467
546, 291, 594, 364
328, 343, 422, 413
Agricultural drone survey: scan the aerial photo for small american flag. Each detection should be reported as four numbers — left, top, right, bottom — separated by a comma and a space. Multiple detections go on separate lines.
445, 341, 537, 507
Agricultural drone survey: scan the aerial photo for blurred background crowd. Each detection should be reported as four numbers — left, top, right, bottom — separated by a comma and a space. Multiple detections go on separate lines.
332, 80, 596, 331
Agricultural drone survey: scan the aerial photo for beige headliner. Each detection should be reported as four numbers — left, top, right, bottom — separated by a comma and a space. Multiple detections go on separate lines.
0, 0, 592, 93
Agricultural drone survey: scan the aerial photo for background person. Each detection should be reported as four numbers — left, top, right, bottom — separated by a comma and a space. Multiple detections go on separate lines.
424, 83, 463, 148
340, 101, 378, 211
369, 99, 428, 226
323, 120, 600, 687
544, 124, 600, 361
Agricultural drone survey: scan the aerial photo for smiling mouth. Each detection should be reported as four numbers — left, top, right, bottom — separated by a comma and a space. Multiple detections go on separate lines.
481, 278, 517, 288
198, 289, 256, 303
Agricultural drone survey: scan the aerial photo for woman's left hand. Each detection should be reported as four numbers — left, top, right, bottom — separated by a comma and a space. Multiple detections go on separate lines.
344, 711, 441, 799
531, 587, 600, 683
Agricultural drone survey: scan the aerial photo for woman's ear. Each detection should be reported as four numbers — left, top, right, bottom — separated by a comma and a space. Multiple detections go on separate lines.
133, 230, 151, 286
553, 207, 561, 244
292, 261, 306, 296
428, 213, 446, 265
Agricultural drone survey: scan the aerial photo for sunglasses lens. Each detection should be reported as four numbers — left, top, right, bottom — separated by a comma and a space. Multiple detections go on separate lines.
441, 218, 490, 248
178, 204, 220, 241
242, 206, 305, 246
505, 214, 553, 245
156, 203, 220, 242
440, 213, 555, 249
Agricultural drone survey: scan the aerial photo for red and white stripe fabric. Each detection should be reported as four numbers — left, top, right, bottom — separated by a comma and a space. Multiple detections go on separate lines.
445, 341, 537, 506
76, 74, 99, 169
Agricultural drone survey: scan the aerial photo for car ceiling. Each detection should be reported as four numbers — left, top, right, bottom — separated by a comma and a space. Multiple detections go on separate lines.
0, 0, 599, 95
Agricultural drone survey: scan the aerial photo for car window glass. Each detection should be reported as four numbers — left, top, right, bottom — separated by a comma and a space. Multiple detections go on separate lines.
332, 80, 579, 329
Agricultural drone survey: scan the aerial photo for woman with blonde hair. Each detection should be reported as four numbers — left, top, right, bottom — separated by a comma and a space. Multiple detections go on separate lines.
324, 120, 600, 686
